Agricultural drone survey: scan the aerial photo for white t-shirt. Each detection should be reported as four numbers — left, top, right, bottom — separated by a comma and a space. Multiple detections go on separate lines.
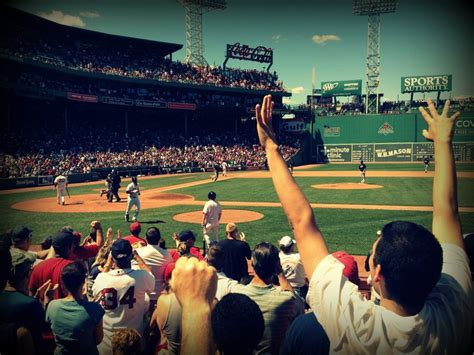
126, 182, 140, 199
132, 244, 172, 300
92, 268, 155, 354
203, 199, 222, 224
279, 252, 306, 288
308, 244, 473, 354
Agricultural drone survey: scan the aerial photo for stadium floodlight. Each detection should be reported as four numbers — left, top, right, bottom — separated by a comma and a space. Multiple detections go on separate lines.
353, 0, 398, 114
177, 0, 227, 66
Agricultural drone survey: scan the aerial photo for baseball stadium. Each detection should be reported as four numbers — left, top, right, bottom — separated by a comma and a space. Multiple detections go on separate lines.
0, 1, 473, 354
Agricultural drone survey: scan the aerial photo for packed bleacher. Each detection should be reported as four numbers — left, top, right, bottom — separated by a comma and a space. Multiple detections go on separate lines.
0, 127, 300, 178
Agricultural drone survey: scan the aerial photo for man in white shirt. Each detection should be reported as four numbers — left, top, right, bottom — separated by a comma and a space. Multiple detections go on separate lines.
278, 236, 307, 298
132, 227, 172, 309
255, 95, 473, 354
125, 176, 140, 222
202, 191, 222, 248
54, 174, 68, 205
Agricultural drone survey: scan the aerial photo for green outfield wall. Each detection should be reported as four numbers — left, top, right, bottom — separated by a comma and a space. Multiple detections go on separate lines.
311, 113, 474, 162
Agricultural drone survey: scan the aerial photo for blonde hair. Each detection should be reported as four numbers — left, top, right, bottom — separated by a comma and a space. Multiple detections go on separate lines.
111, 328, 142, 355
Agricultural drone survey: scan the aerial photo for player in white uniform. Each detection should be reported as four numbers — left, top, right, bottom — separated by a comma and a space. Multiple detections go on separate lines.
93, 239, 154, 355
53, 174, 68, 205
125, 176, 140, 222
202, 191, 222, 247
222, 161, 228, 176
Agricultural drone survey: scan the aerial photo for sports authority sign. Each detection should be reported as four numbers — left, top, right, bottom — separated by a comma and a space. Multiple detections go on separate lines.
321, 80, 362, 97
401, 75, 452, 93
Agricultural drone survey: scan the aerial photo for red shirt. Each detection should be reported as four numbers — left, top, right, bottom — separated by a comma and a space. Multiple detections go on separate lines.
122, 235, 148, 247
169, 247, 204, 262
70, 243, 100, 260
29, 258, 73, 299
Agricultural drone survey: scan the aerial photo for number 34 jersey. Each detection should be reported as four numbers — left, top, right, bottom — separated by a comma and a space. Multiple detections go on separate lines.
92, 268, 155, 354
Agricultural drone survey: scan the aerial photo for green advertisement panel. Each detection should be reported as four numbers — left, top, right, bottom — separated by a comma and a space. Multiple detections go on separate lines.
401, 75, 452, 93
317, 145, 352, 162
374, 144, 412, 162
321, 80, 362, 97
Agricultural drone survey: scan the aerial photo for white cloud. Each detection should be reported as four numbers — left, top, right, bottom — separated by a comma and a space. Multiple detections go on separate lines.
38, 10, 86, 28
291, 86, 305, 94
272, 34, 282, 43
79, 11, 100, 19
311, 34, 341, 45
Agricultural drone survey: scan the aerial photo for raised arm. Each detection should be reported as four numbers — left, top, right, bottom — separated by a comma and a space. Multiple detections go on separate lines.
256, 95, 329, 278
419, 99, 463, 248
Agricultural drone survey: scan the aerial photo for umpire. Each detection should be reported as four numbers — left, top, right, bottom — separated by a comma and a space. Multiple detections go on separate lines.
107, 169, 122, 203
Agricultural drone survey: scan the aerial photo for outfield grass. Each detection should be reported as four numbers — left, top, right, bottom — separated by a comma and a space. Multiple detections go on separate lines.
298, 162, 474, 172
1, 171, 473, 255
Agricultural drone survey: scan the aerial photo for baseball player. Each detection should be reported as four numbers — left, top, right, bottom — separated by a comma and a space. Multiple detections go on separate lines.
100, 176, 111, 198
202, 191, 222, 247
92, 239, 154, 354
54, 174, 68, 205
211, 162, 220, 182
424, 156, 430, 173
125, 176, 140, 222
359, 160, 367, 183
107, 169, 122, 203
221, 161, 228, 176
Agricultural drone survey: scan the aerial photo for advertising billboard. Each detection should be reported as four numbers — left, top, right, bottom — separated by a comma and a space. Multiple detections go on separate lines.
401, 75, 452, 93
321, 80, 362, 97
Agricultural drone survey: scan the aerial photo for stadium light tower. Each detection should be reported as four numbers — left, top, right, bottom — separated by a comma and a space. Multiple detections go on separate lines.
353, 0, 398, 114
177, 0, 227, 66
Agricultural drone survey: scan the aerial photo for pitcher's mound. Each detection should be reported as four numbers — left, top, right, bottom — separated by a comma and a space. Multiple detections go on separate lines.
312, 183, 384, 190
173, 210, 264, 224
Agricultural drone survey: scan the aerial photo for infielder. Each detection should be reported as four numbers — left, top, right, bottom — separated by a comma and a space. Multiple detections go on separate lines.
125, 176, 140, 222
202, 191, 222, 248
359, 160, 367, 183
54, 174, 68, 205
222, 161, 228, 176
424, 157, 430, 173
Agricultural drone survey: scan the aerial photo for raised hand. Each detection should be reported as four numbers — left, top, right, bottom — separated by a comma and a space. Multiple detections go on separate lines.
256, 94, 277, 148
419, 99, 460, 144
239, 232, 246, 241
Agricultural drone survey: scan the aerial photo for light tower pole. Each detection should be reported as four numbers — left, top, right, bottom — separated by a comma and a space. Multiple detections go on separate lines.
177, 0, 227, 66
353, 0, 398, 114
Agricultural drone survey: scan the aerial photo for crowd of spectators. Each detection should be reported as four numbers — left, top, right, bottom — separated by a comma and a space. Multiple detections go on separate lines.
1, 34, 284, 91
0, 127, 300, 178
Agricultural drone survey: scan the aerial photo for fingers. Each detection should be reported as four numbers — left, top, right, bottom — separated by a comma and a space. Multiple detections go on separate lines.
255, 104, 263, 127
419, 106, 433, 125
442, 99, 450, 117
450, 111, 461, 122
426, 98, 438, 118
38, 279, 52, 292
422, 129, 432, 140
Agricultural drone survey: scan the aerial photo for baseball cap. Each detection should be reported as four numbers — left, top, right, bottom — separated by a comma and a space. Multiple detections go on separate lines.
332, 250, 360, 286
10, 250, 35, 278
11, 226, 32, 244
53, 231, 76, 250
111, 239, 133, 261
279, 236, 295, 248
178, 230, 196, 242
226, 223, 237, 233
130, 222, 141, 235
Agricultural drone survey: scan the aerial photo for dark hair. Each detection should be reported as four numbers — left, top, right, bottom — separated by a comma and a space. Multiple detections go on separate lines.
211, 293, 264, 355
40, 236, 53, 250
146, 227, 161, 245
208, 191, 217, 200
61, 261, 87, 293
373, 221, 442, 313
207, 242, 223, 271
279, 244, 292, 254
0, 247, 12, 289
252, 242, 280, 280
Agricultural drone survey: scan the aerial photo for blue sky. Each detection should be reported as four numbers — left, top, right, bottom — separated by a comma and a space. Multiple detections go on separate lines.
7, 0, 473, 104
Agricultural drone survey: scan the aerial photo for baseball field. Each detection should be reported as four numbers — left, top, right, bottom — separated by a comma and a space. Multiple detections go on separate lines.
1, 162, 473, 256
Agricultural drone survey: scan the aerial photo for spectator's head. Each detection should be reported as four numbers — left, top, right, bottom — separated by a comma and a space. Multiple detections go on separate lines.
207, 242, 223, 271
9, 251, 34, 292
212, 293, 265, 355
10, 226, 32, 250
52, 231, 76, 259
145, 227, 161, 245
278, 235, 296, 254
208, 191, 217, 200
252, 242, 280, 282
61, 261, 87, 295
111, 328, 142, 355
130, 222, 141, 237
111, 239, 133, 268
225, 223, 238, 239
178, 230, 196, 247
0, 230, 13, 249
332, 251, 360, 286
40, 236, 53, 250
372, 221, 442, 314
